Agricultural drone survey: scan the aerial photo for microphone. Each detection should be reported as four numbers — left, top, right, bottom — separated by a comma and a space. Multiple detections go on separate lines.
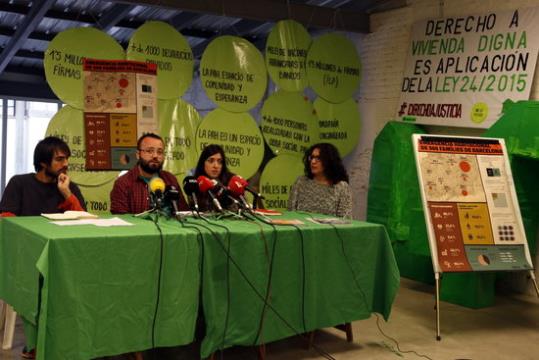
197, 176, 223, 212
165, 185, 181, 216
228, 176, 252, 210
230, 175, 264, 209
182, 176, 200, 213
148, 177, 166, 209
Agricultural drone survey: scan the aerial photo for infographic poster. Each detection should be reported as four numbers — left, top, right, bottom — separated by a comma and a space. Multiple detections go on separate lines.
83, 59, 157, 170
413, 134, 533, 273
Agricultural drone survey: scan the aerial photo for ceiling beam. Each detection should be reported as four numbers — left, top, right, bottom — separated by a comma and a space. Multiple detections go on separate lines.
0, 0, 56, 75
114, 0, 369, 33
96, 4, 136, 33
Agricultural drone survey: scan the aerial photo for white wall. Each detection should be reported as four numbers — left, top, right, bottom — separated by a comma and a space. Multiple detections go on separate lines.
352, 0, 539, 295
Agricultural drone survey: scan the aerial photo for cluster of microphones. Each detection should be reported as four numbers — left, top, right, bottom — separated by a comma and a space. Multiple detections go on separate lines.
147, 175, 264, 217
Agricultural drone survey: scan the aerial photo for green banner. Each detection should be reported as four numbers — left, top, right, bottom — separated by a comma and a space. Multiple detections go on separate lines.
78, 180, 115, 215
260, 90, 318, 156
200, 36, 267, 112
46, 106, 119, 186
314, 97, 361, 157
127, 21, 194, 99
306, 33, 361, 103
265, 20, 311, 92
195, 109, 265, 179
259, 154, 304, 211
44, 28, 125, 109
159, 98, 201, 175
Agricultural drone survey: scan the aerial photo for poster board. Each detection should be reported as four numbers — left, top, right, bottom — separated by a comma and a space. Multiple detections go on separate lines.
413, 134, 533, 273
83, 59, 158, 170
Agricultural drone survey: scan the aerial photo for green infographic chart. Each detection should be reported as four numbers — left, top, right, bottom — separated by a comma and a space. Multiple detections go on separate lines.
306, 33, 361, 104
260, 90, 318, 156
159, 98, 201, 176
314, 97, 361, 157
195, 109, 265, 179
265, 19, 311, 92
259, 154, 304, 210
200, 36, 267, 112
127, 21, 194, 99
44, 27, 125, 109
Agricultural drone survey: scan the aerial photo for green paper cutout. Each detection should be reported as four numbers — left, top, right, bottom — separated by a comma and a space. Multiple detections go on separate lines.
200, 36, 267, 112
259, 154, 304, 211
314, 97, 361, 157
265, 20, 311, 92
127, 21, 194, 99
195, 109, 265, 179
44, 27, 125, 109
79, 180, 116, 215
306, 33, 361, 103
46, 106, 119, 186
260, 90, 318, 156
159, 99, 201, 175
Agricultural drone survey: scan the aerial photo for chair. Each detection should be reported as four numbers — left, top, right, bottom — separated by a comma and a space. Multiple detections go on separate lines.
308, 322, 354, 348
1, 301, 17, 350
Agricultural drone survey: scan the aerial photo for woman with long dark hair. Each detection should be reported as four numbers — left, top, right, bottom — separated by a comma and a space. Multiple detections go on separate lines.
287, 143, 352, 218
194, 144, 234, 211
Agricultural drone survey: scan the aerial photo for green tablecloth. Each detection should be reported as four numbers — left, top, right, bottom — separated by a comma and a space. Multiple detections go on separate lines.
0, 212, 400, 359
0, 215, 200, 360
184, 212, 400, 358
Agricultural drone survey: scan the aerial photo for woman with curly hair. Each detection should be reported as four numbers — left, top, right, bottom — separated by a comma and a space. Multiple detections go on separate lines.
287, 143, 352, 218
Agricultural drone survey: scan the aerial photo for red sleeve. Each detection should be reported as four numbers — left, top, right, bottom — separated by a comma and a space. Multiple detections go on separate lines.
110, 178, 129, 214
58, 194, 84, 211
0, 212, 16, 217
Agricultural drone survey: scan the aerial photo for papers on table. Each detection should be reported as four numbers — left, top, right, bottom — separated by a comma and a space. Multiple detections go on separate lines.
307, 217, 351, 225
51, 217, 133, 227
41, 211, 98, 220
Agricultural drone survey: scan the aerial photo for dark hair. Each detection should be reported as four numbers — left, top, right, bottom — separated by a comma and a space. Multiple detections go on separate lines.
194, 144, 233, 184
33, 136, 71, 172
304, 143, 349, 184
137, 133, 163, 149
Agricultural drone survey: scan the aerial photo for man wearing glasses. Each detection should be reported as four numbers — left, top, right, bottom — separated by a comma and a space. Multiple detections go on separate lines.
110, 133, 188, 214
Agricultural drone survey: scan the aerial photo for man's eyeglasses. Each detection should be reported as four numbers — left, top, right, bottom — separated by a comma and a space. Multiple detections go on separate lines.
139, 148, 165, 156
308, 155, 321, 162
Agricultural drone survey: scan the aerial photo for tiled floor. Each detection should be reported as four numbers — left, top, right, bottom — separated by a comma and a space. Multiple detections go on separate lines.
2, 278, 538, 359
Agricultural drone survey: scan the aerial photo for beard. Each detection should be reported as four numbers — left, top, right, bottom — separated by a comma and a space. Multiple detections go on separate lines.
45, 166, 67, 180
139, 158, 163, 175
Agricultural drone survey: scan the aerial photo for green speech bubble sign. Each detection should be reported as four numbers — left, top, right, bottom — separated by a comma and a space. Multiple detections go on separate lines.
46, 106, 119, 186
195, 109, 265, 179
260, 90, 318, 156
259, 154, 304, 211
79, 179, 116, 215
265, 20, 311, 92
306, 33, 361, 104
314, 97, 361, 157
159, 98, 201, 175
200, 36, 267, 112
44, 27, 125, 109
127, 21, 194, 99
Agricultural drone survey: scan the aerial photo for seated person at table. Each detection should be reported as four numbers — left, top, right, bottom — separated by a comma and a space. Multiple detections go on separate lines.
287, 143, 352, 218
110, 133, 188, 214
0, 136, 85, 359
193, 144, 235, 211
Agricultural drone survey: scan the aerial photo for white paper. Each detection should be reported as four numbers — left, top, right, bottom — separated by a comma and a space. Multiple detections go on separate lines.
51, 217, 133, 227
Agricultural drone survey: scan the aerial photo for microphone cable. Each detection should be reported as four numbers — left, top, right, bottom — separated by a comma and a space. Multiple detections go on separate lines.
184, 215, 336, 360
148, 213, 165, 353
297, 211, 434, 360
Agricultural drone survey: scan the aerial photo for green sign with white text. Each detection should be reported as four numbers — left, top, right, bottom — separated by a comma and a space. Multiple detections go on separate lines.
259, 154, 304, 211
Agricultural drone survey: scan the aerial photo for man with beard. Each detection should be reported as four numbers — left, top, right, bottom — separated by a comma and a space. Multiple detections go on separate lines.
0, 136, 85, 359
110, 133, 188, 214
0, 136, 85, 216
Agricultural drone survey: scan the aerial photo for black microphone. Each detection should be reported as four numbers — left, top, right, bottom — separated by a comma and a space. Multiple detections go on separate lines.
213, 181, 241, 210
165, 185, 181, 216
182, 176, 200, 213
